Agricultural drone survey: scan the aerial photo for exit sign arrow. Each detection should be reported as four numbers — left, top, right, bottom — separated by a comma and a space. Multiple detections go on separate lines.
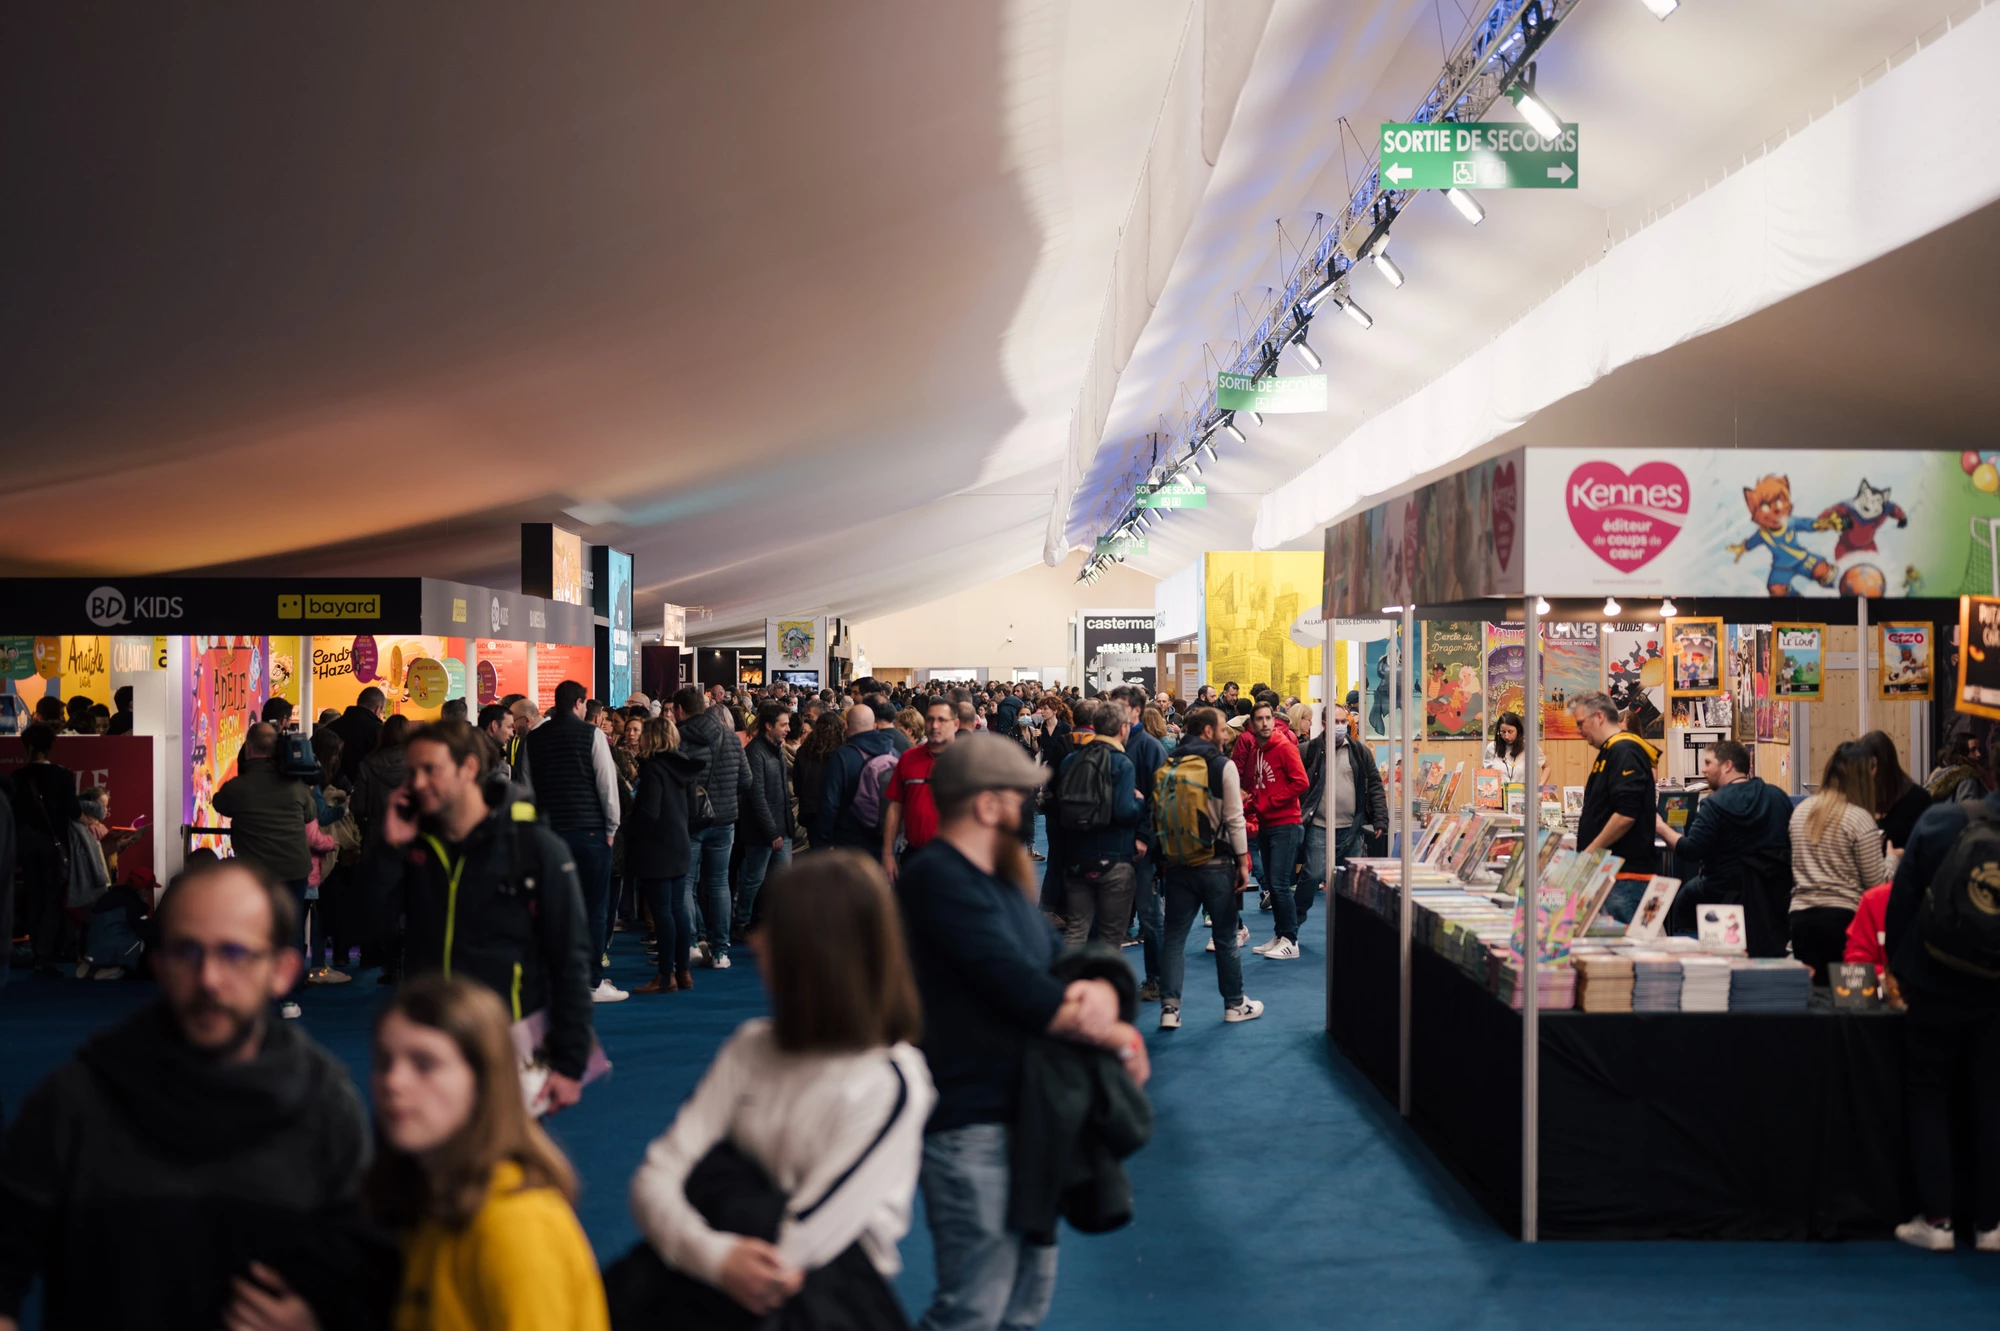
1377, 121, 1579, 190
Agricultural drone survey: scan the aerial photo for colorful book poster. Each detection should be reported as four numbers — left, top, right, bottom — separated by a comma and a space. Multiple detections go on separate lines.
1540, 622, 1601, 741
1772, 624, 1823, 700
1726, 624, 1762, 742
184, 636, 270, 856
1422, 621, 1484, 739
1604, 623, 1666, 740
1879, 622, 1934, 700
1484, 624, 1525, 732
1667, 617, 1723, 698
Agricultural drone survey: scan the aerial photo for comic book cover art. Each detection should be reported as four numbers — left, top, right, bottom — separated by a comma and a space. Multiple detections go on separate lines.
1605, 624, 1666, 740
1540, 622, 1601, 741
1726, 624, 1761, 743
1772, 625, 1824, 700
1485, 624, 1525, 733
1879, 622, 1934, 700
1422, 621, 1483, 739
1667, 618, 1723, 697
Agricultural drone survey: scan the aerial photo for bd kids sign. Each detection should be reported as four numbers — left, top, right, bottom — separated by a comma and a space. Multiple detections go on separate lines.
1524, 448, 2000, 599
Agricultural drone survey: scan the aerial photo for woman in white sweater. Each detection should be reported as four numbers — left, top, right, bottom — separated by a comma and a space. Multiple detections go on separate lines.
629, 851, 935, 1318
1789, 741, 1888, 983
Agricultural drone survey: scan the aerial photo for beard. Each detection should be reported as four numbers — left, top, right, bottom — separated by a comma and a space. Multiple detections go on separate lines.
995, 834, 1037, 900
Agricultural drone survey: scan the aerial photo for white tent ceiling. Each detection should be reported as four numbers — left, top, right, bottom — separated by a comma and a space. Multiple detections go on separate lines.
0, 1, 1982, 638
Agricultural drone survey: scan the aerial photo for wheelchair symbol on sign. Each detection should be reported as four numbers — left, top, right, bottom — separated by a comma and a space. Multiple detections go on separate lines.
1452, 159, 1476, 186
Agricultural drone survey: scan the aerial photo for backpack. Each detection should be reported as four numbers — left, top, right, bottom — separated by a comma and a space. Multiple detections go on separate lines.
1919, 800, 2000, 979
849, 750, 900, 832
1057, 743, 1123, 834
1152, 752, 1220, 867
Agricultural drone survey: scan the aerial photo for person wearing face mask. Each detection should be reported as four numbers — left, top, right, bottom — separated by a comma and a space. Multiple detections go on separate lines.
369, 974, 609, 1330
1299, 703, 1387, 931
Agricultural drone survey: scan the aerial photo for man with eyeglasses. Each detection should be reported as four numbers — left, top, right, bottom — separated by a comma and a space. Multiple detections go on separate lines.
0, 858, 376, 1331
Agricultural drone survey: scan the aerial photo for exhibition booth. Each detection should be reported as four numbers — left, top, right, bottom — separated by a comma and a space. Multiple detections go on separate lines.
1318, 445, 1996, 1240
0, 577, 593, 879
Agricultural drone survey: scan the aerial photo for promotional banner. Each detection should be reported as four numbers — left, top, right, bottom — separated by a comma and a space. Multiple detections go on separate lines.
0, 735, 155, 878
1216, 372, 1327, 413
1080, 612, 1156, 698
1421, 621, 1482, 739
1206, 553, 1323, 703
53, 635, 113, 709
535, 643, 595, 712
1324, 451, 1522, 617
268, 635, 301, 713
1880, 622, 1934, 700
1524, 448, 2000, 597
314, 635, 466, 720
1540, 622, 1601, 741
1773, 625, 1824, 701
475, 639, 531, 706
766, 618, 827, 691
1484, 624, 1525, 729
185, 637, 269, 854
1957, 597, 2000, 720
598, 548, 634, 705
0, 578, 423, 635
1605, 624, 1666, 740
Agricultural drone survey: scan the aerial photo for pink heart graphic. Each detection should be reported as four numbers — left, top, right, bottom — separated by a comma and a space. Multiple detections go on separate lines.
1566, 461, 1690, 573
1492, 460, 1518, 572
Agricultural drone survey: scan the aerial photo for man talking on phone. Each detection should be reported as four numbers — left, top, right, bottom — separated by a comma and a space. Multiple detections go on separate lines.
361, 718, 596, 1114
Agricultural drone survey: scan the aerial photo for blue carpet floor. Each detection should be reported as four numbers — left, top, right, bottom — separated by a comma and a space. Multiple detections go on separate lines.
7, 911, 2000, 1328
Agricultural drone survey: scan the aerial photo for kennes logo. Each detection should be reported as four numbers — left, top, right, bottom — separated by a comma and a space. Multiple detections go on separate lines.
1567, 478, 1687, 511
87, 586, 183, 628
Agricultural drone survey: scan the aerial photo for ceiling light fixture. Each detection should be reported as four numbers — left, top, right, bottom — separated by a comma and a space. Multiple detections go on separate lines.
1219, 414, 1247, 444
1444, 187, 1486, 225
1199, 436, 1219, 463
1249, 411, 1264, 427
1602, 596, 1621, 617
1287, 330, 1322, 372
1509, 84, 1564, 141
1372, 251, 1405, 288
1183, 456, 1203, 478
1303, 282, 1339, 313
1636, 0, 1678, 16
1659, 598, 1678, 618
1340, 298, 1375, 330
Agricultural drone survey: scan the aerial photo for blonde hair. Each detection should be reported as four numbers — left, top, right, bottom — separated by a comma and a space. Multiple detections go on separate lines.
1804, 741, 1876, 842
637, 715, 680, 758
894, 708, 925, 746
1140, 706, 1168, 740
1287, 703, 1311, 734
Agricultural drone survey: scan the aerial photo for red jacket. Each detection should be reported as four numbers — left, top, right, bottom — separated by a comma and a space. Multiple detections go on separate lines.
1843, 882, 1892, 974
1234, 728, 1309, 830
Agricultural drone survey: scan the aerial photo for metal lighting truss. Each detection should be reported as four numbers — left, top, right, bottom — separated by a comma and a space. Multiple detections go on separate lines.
1078, 0, 1584, 581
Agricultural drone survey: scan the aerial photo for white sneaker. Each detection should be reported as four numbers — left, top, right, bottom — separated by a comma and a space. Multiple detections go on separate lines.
592, 980, 630, 1003
1224, 998, 1265, 1023
1979, 1224, 2000, 1253
1263, 938, 1301, 960
1158, 1007, 1182, 1031
1252, 937, 1280, 956
1236, 923, 1250, 947
1205, 937, 1217, 953
695, 940, 712, 967
1895, 1216, 1955, 1251
711, 953, 732, 970
280, 1001, 303, 1020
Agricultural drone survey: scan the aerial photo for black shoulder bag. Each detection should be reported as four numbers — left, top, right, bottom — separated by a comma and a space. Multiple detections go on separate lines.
605, 1061, 912, 1331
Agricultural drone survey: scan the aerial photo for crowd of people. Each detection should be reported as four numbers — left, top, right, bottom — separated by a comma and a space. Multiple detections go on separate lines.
4, 670, 1361, 1331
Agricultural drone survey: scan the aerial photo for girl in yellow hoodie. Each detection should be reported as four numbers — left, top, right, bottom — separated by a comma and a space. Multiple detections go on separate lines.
368, 975, 609, 1331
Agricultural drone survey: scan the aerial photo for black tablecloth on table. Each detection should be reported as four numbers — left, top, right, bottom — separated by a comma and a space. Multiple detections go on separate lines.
1329, 889, 1931, 1239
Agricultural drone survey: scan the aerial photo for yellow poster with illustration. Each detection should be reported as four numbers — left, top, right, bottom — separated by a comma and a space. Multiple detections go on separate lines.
268, 636, 302, 712
1204, 552, 1324, 702
313, 635, 467, 720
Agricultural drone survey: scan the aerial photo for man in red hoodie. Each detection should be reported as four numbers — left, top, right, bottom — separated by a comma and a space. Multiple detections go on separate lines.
1236, 700, 1310, 959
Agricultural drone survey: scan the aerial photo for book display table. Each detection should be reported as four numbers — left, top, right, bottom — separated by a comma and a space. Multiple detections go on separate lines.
1329, 867, 1926, 1240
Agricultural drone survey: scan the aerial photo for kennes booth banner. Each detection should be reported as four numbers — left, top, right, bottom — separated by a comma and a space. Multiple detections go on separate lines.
1325, 449, 2000, 616
1080, 612, 1156, 698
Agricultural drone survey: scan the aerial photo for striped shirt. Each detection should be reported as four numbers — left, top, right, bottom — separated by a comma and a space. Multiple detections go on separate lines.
1788, 796, 1888, 913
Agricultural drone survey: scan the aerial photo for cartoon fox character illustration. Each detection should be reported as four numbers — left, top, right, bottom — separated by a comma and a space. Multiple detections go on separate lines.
1816, 479, 1908, 560
1727, 474, 1834, 596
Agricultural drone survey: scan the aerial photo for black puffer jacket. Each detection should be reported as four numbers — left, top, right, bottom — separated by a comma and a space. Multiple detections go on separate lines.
626, 750, 705, 881
743, 735, 795, 843
678, 707, 749, 828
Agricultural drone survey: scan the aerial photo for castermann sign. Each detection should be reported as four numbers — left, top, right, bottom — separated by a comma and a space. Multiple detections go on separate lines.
1378, 121, 1579, 190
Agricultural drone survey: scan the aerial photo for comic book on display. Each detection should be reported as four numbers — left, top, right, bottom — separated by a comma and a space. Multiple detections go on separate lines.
1474, 771, 1503, 809
1625, 876, 1683, 940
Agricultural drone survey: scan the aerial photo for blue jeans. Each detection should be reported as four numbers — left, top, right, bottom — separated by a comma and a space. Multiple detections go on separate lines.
1257, 823, 1305, 942
1132, 854, 1163, 983
1299, 822, 1363, 932
559, 829, 613, 987
734, 835, 792, 935
682, 824, 736, 962
640, 876, 693, 978
918, 1124, 1058, 1331
1161, 861, 1243, 1009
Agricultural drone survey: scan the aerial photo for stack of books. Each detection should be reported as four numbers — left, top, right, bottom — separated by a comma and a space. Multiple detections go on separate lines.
1575, 952, 1635, 1013
1629, 951, 1685, 1012
1728, 958, 1813, 1012
1679, 956, 1734, 1012
1495, 959, 1576, 1011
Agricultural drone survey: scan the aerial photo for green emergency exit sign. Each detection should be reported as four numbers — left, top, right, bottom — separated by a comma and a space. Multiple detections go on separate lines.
1378, 122, 1579, 189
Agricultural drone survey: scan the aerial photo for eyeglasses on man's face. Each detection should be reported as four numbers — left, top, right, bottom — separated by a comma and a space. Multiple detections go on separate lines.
160, 939, 273, 971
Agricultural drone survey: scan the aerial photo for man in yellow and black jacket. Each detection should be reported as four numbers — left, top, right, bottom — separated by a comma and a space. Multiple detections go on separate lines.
361, 718, 596, 1113
1569, 690, 1663, 924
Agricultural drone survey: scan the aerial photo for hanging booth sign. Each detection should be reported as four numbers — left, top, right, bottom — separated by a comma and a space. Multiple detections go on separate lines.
1216, 372, 1327, 414
1666, 618, 1723, 698
1096, 536, 1149, 556
1138, 482, 1209, 509
1771, 624, 1824, 701
1378, 121, 1580, 190
1879, 622, 1934, 700
1957, 596, 2000, 720
1079, 612, 1156, 698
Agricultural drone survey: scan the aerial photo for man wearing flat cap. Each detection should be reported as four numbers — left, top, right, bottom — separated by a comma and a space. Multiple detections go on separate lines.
896, 734, 1149, 1331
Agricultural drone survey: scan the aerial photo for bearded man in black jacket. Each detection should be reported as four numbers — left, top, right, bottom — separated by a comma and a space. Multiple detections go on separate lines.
0, 859, 379, 1331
